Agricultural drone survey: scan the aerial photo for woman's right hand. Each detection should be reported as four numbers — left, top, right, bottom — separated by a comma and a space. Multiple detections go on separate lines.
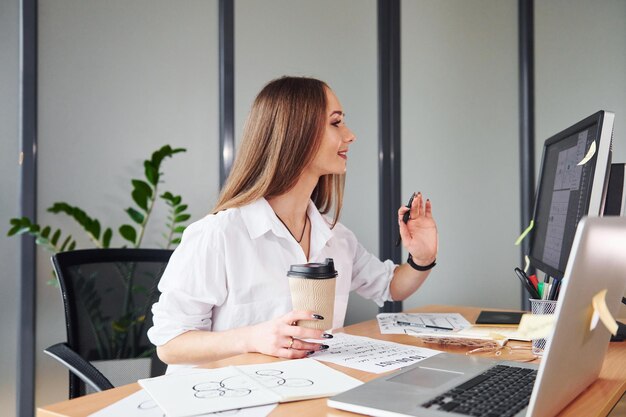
247, 310, 332, 359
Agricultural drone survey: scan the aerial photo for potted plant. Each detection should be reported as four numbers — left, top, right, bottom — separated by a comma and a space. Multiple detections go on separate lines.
8, 145, 190, 382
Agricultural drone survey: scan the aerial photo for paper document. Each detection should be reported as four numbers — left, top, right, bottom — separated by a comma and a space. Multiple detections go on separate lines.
139, 359, 361, 417
87, 389, 277, 417
312, 333, 441, 373
377, 313, 471, 335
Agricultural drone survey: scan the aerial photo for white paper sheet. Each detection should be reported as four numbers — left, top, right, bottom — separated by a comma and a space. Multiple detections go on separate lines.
311, 333, 441, 373
87, 389, 277, 417
376, 313, 471, 335
140, 367, 278, 417
236, 358, 362, 402
139, 358, 361, 417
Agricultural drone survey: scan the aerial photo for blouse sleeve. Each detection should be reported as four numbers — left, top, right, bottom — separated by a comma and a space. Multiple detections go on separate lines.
339, 224, 397, 307
147, 217, 227, 346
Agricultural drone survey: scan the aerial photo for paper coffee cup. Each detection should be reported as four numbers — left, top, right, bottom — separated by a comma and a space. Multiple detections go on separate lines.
287, 258, 337, 330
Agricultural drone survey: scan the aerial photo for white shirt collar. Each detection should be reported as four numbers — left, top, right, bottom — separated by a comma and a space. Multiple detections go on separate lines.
239, 198, 333, 258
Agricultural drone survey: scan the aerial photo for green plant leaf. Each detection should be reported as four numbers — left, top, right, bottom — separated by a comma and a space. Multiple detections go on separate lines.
172, 195, 182, 205
174, 226, 186, 233
47, 202, 73, 215
126, 208, 145, 225
60, 235, 72, 251
119, 225, 137, 244
160, 191, 174, 201
41, 226, 51, 238
171, 237, 182, 244
174, 214, 191, 223
174, 204, 188, 214
68, 241, 76, 250
51, 229, 61, 245
91, 219, 101, 239
131, 180, 153, 211
144, 161, 159, 186
131, 189, 149, 211
102, 228, 112, 248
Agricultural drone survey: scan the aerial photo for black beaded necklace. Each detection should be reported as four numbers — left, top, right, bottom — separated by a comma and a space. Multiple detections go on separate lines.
274, 213, 309, 243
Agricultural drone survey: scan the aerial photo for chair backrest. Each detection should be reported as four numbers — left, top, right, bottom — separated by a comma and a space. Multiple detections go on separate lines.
51, 248, 172, 398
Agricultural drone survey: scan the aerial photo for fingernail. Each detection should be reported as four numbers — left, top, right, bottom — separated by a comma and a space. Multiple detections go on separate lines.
307, 351, 316, 356
322, 333, 334, 339
320, 344, 329, 350
312, 314, 324, 320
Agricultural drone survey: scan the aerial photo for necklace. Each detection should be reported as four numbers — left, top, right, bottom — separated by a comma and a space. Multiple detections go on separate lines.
274, 213, 308, 243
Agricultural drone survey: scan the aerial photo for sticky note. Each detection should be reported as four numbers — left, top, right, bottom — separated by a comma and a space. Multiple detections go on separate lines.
591, 289, 618, 335
577, 140, 596, 166
515, 220, 534, 246
516, 314, 556, 340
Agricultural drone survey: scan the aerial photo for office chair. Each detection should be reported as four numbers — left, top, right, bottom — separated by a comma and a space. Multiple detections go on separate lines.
45, 248, 172, 398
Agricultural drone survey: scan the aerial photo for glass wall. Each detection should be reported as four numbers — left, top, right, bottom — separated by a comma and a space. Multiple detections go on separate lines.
401, 0, 521, 309
36, 0, 219, 405
234, 0, 379, 324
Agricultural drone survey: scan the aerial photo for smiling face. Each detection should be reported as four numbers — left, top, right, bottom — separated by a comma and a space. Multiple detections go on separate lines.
306, 88, 356, 178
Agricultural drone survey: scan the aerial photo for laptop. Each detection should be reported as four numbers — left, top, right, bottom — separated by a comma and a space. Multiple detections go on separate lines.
328, 216, 626, 417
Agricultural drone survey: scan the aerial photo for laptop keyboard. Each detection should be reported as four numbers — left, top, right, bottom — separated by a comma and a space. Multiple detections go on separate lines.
420, 364, 537, 417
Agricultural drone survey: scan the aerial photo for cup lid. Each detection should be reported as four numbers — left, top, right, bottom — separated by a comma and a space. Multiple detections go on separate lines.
287, 258, 337, 279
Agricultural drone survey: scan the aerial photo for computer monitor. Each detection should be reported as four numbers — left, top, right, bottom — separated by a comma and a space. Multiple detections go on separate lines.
528, 110, 614, 279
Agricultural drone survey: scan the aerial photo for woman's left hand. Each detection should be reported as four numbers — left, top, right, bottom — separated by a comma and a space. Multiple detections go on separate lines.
398, 192, 438, 266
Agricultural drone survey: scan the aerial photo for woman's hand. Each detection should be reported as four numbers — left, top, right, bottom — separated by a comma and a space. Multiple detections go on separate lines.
398, 192, 438, 265
247, 310, 331, 359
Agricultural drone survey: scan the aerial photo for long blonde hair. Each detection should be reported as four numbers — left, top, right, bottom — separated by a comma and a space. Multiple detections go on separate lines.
213, 76, 345, 226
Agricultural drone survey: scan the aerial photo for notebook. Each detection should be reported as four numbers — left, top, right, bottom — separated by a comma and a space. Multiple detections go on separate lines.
328, 216, 626, 417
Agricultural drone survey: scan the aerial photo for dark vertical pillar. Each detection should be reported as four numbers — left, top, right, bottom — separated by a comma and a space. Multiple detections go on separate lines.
219, 0, 235, 187
518, 0, 536, 311
378, 0, 402, 313
18, 0, 38, 414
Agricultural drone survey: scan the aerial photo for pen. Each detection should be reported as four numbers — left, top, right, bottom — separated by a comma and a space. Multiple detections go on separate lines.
395, 320, 453, 331
548, 277, 560, 300
514, 267, 541, 299
395, 193, 416, 247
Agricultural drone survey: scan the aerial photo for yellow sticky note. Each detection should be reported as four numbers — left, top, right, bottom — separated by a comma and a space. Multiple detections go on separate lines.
577, 140, 596, 166
516, 313, 556, 340
515, 220, 534, 246
591, 289, 618, 335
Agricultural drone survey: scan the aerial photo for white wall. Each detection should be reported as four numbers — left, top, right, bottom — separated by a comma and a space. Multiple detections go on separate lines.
401, 0, 521, 309
36, 0, 219, 407
0, 0, 20, 414
535, 0, 626, 170
234, 0, 380, 325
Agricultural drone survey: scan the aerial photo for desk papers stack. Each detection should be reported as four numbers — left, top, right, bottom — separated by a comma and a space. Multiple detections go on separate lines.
138, 358, 361, 417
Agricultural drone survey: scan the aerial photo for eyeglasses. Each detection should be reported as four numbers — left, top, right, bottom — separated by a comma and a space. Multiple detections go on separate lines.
466, 343, 537, 362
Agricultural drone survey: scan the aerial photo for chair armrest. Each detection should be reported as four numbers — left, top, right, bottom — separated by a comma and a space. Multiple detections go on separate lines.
44, 342, 114, 392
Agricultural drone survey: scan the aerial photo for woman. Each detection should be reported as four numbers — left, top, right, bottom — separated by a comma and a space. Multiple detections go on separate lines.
148, 76, 438, 372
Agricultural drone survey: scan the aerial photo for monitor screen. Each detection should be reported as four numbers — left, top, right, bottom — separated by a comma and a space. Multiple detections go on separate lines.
529, 111, 614, 279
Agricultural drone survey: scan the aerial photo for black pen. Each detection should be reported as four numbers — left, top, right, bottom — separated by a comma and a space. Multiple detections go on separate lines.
395, 193, 416, 246
514, 267, 541, 299
395, 320, 453, 331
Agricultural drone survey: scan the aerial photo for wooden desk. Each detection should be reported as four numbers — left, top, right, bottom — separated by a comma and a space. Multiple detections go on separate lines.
37, 305, 626, 417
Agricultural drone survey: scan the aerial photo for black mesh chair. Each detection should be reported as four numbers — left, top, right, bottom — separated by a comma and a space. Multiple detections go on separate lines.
45, 248, 172, 398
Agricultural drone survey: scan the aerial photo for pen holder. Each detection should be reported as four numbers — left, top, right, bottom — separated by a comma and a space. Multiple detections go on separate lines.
529, 299, 558, 356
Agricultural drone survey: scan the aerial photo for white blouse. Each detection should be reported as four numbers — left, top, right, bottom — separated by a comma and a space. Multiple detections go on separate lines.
148, 198, 396, 362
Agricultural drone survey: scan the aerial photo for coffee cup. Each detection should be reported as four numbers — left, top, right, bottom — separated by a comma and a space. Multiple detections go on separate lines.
287, 258, 337, 330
